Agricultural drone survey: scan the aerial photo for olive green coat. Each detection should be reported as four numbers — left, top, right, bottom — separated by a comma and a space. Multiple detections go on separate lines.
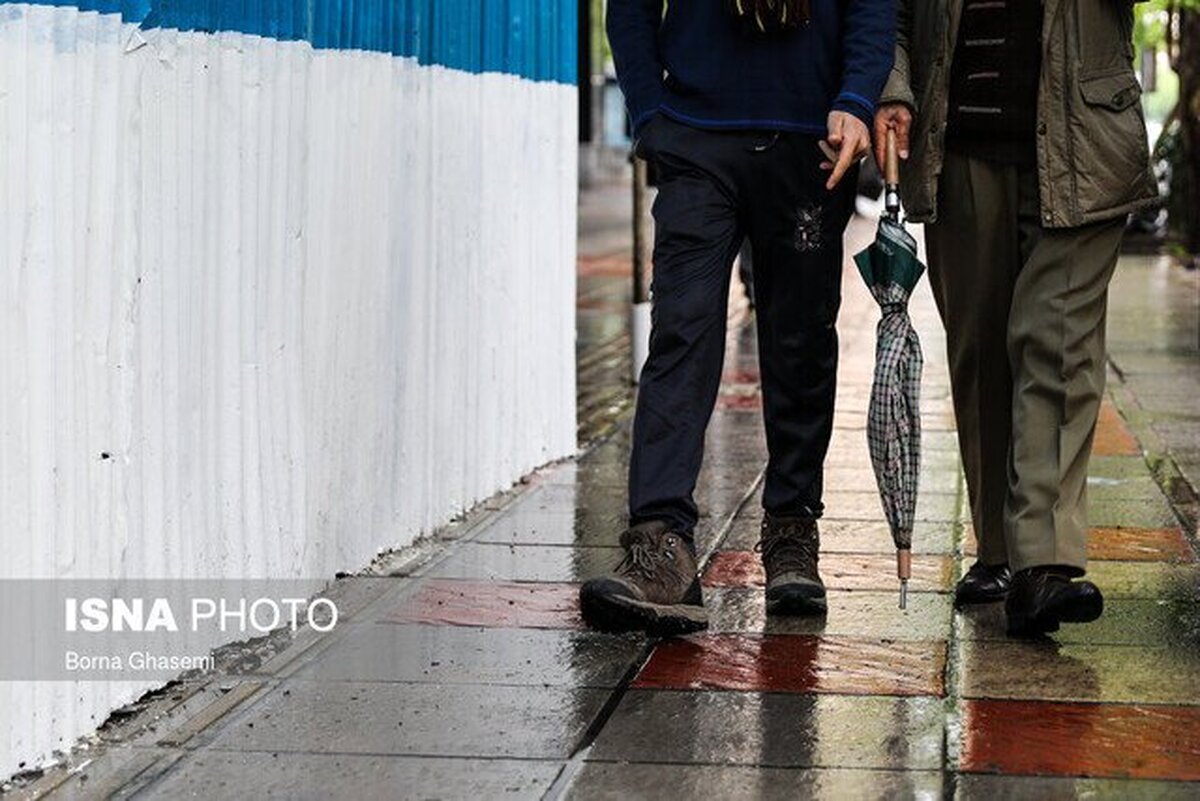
881, 0, 1158, 227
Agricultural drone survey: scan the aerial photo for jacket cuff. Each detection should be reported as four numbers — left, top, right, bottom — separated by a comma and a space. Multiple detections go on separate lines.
879, 70, 917, 112
832, 91, 876, 128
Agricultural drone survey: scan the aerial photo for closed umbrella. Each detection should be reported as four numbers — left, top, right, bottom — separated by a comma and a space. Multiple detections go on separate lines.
852, 130, 926, 609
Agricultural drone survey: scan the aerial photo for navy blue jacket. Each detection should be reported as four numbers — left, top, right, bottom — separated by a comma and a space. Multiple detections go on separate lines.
608, 0, 895, 135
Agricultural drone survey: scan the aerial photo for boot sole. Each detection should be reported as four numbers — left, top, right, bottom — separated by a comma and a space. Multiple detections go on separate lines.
579, 584, 708, 637
766, 584, 827, 616
1007, 592, 1104, 637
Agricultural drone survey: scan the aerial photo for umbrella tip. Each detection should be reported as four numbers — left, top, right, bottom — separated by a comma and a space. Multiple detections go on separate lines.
899, 579, 908, 610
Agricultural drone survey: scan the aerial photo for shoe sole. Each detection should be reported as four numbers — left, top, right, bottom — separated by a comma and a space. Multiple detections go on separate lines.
1007, 592, 1104, 637
579, 585, 708, 637
765, 584, 827, 616
953, 589, 1009, 609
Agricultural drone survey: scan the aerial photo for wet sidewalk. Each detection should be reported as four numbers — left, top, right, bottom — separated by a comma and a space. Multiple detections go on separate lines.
16, 189, 1200, 800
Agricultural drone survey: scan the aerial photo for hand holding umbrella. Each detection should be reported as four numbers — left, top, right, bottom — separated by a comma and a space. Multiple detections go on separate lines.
853, 130, 926, 609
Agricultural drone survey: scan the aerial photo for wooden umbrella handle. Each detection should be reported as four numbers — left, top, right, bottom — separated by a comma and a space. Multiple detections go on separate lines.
884, 128, 901, 221
885, 128, 900, 186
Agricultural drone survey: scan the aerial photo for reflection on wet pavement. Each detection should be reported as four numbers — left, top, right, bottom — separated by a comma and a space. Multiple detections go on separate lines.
47, 209, 1198, 800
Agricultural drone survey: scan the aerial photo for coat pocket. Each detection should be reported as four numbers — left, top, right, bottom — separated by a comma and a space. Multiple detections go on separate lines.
1069, 69, 1153, 217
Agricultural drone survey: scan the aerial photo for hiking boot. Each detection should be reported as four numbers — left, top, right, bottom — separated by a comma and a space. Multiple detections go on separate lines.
579, 521, 708, 636
756, 514, 826, 615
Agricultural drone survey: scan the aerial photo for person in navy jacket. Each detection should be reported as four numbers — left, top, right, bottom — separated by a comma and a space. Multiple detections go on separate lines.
580, 0, 896, 635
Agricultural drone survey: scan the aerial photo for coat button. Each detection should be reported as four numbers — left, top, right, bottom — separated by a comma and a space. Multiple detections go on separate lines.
1037, 123, 1047, 135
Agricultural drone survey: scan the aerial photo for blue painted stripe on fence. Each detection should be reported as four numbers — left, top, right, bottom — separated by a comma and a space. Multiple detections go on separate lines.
18, 0, 576, 84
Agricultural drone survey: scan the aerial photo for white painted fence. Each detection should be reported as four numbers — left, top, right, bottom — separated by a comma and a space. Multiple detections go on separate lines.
0, 2, 577, 775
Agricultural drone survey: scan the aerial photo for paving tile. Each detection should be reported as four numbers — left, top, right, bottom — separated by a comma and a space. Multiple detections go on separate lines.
1054, 559, 1200, 600
588, 690, 944, 769
381, 579, 582, 629
963, 526, 1195, 563
1092, 401, 1141, 457
959, 639, 1200, 704
292, 624, 642, 688
821, 491, 960, 523
954, 556, 1200, 600
1086, 527, 1195, 562
958, 596, 1200, 647
22, 746, 177, 801
707, 588, 953, 641
425, 543, 618, 583
704, 551, 953, 593
633, 633, 946, 697
960, 699, 1200, 781
1088, 455, 1157, 480
569, 763, 942, 800
470, 507, 614, 548
206, 682, 609, 759
1088, 498, 1181, 529
1085, 474, 1167, 500
955, 774, 1200, 800
721, 516, 958, 555
139, 753, 562, 801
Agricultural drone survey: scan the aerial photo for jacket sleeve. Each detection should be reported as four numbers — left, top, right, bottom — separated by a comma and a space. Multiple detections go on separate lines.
606, 0, 666, 135
878, 0, 916, 110
833, 0, 897, 127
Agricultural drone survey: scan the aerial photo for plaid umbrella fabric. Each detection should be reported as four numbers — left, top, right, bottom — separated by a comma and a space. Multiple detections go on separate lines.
853, 133, 926, 608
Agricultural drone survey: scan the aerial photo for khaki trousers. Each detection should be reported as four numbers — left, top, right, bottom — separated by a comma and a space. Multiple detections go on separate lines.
925, 151, 1125, 575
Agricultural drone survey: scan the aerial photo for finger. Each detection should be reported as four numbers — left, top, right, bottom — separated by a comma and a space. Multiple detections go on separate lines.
827, 113, 845, 146
825, 141, 856, 190
849, 126, 868, 159
896, 113, 912, 159
873, 115, 889, 169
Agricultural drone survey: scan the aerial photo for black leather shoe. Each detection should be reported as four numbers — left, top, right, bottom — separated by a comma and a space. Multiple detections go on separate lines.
954, 561, 1012, 607
1005, 568, 1104, 637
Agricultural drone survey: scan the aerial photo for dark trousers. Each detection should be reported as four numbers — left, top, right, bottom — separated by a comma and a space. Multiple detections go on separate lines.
629, 116, 857, 536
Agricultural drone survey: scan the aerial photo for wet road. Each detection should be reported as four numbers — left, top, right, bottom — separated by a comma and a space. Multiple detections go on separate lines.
20, 189, 1200, 800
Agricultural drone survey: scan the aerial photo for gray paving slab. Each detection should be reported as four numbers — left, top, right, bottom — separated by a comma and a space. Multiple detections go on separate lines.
707, 588, 953, 641
588, 690, 944, 770
568, 763, 942, 800
135, 752, 561, 801
205, 682, 609, 759
291, 623, 643, 688
425, 543, 619, 583
1088, 498, 1182, 529
722, 514, 960, 554
958, 639, 1200, 704
957, 596, 1200, 647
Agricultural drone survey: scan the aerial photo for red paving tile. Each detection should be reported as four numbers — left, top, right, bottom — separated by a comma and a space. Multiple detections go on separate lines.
716, 386, 762, 411
961, 699, 1200, 781
720, 367, 761, 385
1092, 401, 1140, 457
703, 550, 952, 592
964, 526, 1195, 562
633, 633, 946, 697
381, 579, 582, 629
1088, 527, 1195, 562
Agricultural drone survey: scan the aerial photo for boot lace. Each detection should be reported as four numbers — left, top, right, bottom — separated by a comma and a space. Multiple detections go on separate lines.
755, 520, 819, 578
617, 531, 684, 585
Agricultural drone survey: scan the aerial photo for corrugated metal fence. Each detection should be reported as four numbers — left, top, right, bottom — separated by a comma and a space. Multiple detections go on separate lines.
0, 0, 577, 774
